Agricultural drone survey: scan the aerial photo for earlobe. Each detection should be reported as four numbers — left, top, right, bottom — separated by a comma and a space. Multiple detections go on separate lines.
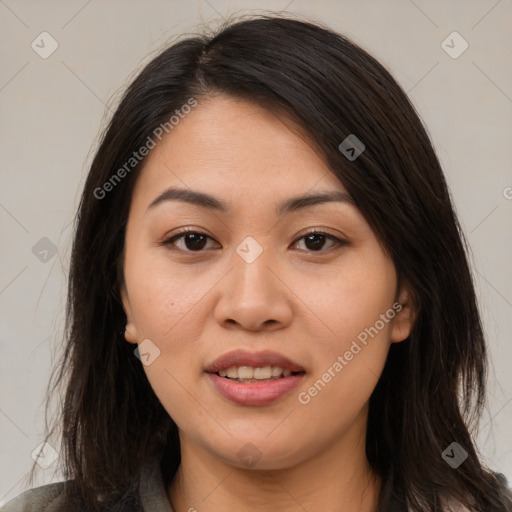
390, 286, 417, 343
124, 323, 138, 344
120, 285, 138, 344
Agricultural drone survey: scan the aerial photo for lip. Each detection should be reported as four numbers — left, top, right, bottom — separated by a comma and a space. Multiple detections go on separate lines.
204, 349, 306, 407
206, 372, 306, 406
204, 349, 306, 373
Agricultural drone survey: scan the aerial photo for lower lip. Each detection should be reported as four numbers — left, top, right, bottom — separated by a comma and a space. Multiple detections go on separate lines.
206, 372, 305, 406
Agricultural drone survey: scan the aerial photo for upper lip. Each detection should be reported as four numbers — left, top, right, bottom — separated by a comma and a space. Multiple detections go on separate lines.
205, 349, 306, 374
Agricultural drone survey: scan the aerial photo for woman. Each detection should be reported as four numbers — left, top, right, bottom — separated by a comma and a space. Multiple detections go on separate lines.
3, 13, 511, 512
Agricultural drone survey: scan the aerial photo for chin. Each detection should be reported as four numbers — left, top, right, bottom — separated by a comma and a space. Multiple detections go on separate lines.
206, 434, 314, 471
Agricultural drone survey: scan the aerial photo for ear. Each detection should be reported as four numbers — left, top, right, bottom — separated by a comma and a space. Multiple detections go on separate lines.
120, 283, 138, 345
390, 284, 417, 343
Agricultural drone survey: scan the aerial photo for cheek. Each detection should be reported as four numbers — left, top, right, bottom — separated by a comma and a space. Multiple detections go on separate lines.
123, 253, 216, 418
294, 303, 394, 441
292, 245, 397, 349
290, 338, 388, 463
292, 249, 396, 417
143, 361, 210, 448
125, 251, 212, 342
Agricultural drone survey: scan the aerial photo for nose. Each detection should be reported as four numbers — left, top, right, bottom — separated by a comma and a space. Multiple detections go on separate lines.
213, 240, 293, 332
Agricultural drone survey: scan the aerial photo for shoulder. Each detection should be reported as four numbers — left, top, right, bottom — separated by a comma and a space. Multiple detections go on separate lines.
1, 455, 170, 512
0, 480, 143, 512
0, 481, 74, 512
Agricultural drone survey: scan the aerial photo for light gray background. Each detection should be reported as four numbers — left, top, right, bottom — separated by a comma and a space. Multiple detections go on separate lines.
1, 0, 511, 505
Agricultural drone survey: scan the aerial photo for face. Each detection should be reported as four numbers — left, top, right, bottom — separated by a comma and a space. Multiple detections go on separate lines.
121, 96, 415, 470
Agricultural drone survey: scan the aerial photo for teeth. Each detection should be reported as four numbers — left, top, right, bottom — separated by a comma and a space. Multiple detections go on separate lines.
226, 367, 238, 379
217, 366, 296, 380
238, 366, 254, 379
254, 366, 272, 379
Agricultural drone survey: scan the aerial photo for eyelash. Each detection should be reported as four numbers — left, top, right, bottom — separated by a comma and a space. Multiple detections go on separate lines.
161, 228, 347, 254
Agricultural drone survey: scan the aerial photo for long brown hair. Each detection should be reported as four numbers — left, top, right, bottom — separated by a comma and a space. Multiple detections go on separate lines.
31, 12, 512, 511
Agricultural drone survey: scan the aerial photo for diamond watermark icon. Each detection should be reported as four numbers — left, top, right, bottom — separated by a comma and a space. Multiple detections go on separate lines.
441, 31, 468, 59
442, 442, 468, 468
237, 442, 262, 467
32, 237, 57, 263
31, 441, 59, 469
338, 134, 365, 161
31, 32, 59, 59
134, 338, 161, 366
236, 236, 263, 264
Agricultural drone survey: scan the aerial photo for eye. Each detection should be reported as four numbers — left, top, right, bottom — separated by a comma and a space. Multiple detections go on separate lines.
162, 228, 218, 252
161, 228, 347, 253
292, 229, 346, 253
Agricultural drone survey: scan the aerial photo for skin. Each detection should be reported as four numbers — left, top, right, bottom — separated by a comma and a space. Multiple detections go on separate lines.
121, 96, 416, 512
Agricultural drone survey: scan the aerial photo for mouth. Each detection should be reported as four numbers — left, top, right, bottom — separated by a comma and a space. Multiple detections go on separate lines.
204, 348, 306, 375
204, 350, 306, 406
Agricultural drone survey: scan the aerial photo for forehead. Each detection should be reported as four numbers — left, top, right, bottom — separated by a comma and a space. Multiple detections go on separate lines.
131, 96, 347, 208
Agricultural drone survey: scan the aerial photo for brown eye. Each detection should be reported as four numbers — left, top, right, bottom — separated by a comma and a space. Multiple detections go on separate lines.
293, 230, 346, 253
163, 230, 217, 252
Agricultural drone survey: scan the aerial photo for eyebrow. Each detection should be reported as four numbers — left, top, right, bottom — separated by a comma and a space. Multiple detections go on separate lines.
146, 187, 355, 216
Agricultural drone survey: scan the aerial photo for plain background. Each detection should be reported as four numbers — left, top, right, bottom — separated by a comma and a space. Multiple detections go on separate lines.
1, 0, 511, 505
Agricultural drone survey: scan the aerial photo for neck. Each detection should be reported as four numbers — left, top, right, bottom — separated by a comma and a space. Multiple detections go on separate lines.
168, 415, 381, 512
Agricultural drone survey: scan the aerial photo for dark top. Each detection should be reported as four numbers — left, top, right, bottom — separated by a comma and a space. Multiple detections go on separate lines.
1, 456, 173, 512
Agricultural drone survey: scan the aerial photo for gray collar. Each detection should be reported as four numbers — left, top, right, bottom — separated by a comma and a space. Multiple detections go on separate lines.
138, 457, 174, 512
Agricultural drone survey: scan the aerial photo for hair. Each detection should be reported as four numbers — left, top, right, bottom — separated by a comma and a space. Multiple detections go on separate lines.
30, 12, 511, 512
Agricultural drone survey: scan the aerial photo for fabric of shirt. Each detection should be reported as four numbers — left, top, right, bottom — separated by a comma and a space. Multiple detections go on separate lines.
1, 456, 174, 512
